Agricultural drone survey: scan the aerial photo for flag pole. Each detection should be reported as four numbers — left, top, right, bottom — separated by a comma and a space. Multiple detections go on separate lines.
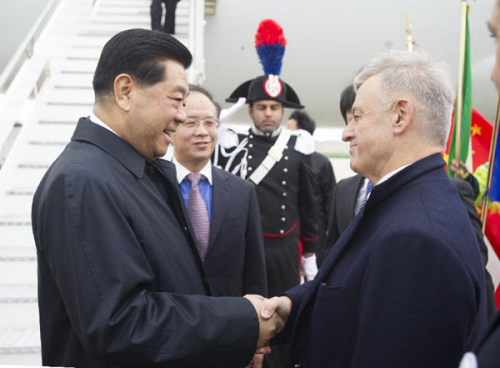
405, 12, 414, 52
481, 95, 500, 229
454, 1, 469, 168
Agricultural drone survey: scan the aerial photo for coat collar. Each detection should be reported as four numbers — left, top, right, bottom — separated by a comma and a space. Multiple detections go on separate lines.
71, 117, 149, 178
365, 153, 446, 213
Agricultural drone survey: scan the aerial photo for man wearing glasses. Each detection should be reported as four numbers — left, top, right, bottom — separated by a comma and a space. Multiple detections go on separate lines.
170, 84, 268, 298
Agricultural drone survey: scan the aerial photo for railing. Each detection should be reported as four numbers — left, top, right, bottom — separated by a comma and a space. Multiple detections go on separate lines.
188, 0, 206, 85
0, 0, 61, 93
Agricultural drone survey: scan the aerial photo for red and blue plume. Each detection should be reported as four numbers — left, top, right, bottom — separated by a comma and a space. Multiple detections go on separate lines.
255, 19, 287, 76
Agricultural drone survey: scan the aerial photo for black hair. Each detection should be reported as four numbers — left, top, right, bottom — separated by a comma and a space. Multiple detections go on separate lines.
93, 29, 192, 99
289, 110, 316, 135
188, 84, 221, 118
339, 84, 356, 123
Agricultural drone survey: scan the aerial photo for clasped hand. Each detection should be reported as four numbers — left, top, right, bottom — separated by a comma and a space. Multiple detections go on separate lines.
243, 295, 292, 367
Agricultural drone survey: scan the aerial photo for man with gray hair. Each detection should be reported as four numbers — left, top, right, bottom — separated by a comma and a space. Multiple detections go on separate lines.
259, 50, 488, 368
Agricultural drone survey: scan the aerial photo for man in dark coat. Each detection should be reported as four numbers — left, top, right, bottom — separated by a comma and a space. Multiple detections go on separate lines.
326, 84, 496, 317
32, 29, 282, 368
260, 50, 488, 368
286, 110, 336, 268
170, 84, 268, 298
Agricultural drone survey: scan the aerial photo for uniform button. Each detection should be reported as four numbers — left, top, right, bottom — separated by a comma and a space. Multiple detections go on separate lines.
248, 167, 253, 171
281, 217, 286, 222
248, 155, 253, 159
283, 168, 288, 173
216, 165, 222, 169
249, 135, 254, 138
184, 226, 188, 232
282, 192, 287, 197
280, 230, 285, 234
284, 156, 289, 160
249, 144, 253, 148
282, 181, 287, 186
281, 205, 286, 210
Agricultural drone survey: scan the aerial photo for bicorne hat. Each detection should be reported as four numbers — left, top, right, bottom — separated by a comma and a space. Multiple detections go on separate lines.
226, 19, 304, 109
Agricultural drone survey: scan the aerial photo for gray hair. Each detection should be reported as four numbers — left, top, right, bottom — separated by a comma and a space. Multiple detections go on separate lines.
353, 50, 455, 147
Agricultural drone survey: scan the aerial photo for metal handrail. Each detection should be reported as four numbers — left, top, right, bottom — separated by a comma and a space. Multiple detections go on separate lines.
188, 0, 206, 85
0, 0, 61, 93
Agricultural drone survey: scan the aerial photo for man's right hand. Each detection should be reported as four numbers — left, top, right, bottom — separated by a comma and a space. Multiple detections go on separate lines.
244, 295, 287, 348
260, 296, 292, 324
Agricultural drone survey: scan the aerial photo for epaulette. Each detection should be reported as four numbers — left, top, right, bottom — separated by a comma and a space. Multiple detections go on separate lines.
218, 125, 245, 149
291, 129, 315, 155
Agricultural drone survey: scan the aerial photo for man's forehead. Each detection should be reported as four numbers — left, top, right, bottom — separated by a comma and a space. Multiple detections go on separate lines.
254, 100, 282, 107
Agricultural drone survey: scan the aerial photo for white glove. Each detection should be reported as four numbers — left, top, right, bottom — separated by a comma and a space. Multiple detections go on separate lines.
301, 254, 318, 281
220, 97, 246, 122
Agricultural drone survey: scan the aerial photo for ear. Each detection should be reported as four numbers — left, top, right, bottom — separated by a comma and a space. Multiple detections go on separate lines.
392, 99, 413, 134
248, 105, 254, 120
114, 74, 134, 112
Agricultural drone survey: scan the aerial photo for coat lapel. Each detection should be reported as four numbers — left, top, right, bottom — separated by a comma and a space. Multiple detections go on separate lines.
155, 159, 197, 242
208, 168, 228, 251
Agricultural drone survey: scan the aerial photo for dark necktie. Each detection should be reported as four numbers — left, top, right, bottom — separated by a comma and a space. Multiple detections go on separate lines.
187, 173, 210, 261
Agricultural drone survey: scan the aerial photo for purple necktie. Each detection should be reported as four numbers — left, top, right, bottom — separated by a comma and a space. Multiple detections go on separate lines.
187, 173, 210, 261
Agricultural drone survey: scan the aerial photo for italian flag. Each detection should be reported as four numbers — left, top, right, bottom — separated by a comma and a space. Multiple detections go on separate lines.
444, 0, 500, 307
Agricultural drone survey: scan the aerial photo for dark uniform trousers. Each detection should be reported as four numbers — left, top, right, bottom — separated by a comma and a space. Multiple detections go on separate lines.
150, 0, 179, 34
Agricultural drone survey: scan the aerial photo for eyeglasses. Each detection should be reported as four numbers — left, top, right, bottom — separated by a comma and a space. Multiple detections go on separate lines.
179, 118, 220, 129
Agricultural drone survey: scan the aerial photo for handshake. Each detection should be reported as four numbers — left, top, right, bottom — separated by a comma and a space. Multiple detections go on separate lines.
243, 295, 292, 367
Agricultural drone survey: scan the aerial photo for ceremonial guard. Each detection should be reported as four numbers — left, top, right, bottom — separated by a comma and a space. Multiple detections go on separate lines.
214, 19, 318, 299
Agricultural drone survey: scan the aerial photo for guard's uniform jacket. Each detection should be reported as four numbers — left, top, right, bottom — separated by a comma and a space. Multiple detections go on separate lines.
216, 126, 318, 296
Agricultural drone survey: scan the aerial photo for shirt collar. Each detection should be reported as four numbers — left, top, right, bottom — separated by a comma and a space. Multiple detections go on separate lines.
73, 116, 148, 178
377, 163, 412, 186
173, 157, 213, 185
251, 125, 282, 138
90, 113, 120, 136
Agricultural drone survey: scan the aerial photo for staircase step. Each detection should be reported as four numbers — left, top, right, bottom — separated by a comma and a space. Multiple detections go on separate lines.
92, 13, 189, 24
0, 247, 36, 262
0, 222, 35, 248
0, 260, 37, 285
32, 105, 89, 123
0, 285, 37, 303
0, 328, 40, 355
0, 193, 33, 218
39, 88, 95, 105
49, 58, 99, 73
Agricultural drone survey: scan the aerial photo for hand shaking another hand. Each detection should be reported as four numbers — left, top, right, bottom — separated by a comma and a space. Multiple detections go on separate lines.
243, 295, 292, 347
243, 295, 292, 368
